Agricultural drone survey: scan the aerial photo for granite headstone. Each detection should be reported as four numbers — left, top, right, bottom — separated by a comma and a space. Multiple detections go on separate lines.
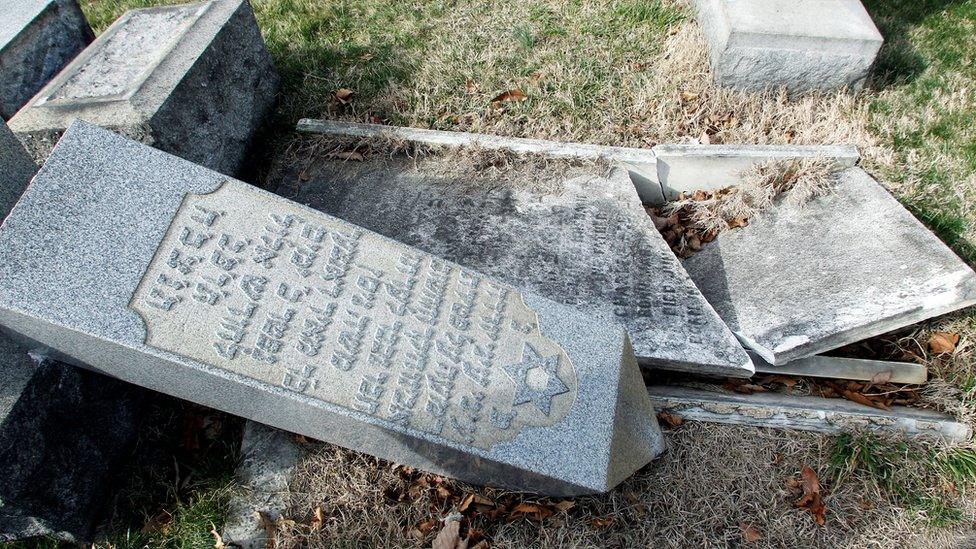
8, 0, 279, 176
682, 168, 976, 365
0, 121, 664, 496
0, 119, 37, 219
275, 149, 752, 377
0, 0, 93, 120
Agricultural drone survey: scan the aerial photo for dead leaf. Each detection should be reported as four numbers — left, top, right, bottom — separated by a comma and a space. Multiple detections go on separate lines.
554, 500, 576, 512
589, 517, 614, 528
839, 388, 888, 410
699, 131, 711, 145
657, 411, 684, 428
335, 88, 355, 104
740, 523, 763, 543
490, 89, 527, 105
465, 79, 477, 93
509, 502, 553, 521
727, 217, 749, 229
929, 332, 959, 354
679, 90, 699, 102
432, 519, 461, 549
309, 506, 324, 531
293, 434, 310, 444
794, 466, 826, 525
771, 452, 784, 465
210, 523, 226, 549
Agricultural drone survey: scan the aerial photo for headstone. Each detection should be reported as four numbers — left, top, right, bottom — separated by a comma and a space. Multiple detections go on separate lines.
692, 0, 884, 92
275, 143, 753, 377
0, 335, 147, 542
0, 121, 664, 496
0, 0, 93, 120
0, 119, 37, 219
7, 0, 279, 176
682, 168, 976, 365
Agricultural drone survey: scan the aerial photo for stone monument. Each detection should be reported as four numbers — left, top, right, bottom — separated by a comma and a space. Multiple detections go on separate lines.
0, 121, 664, 496
7, 0, 279, 176
0, 0, 93, 119
692, 0, 884, 92
0, 119, 37, 219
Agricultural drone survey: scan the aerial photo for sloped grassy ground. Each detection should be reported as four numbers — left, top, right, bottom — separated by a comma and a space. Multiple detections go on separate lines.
7, 0, 968, 547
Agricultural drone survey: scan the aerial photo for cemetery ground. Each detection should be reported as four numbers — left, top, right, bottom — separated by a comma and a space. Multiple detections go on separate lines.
7, 0, 972, 547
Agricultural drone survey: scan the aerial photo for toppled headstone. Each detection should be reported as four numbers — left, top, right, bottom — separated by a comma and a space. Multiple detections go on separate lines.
8, 0, 279, 175
0, 119, 37, 219
0, 0, 93, 119
0, 121, 663, 496
692, 0, 883, 92
276, 135, 752, 377
682, 168, 976, 365
0, 335, 147, 542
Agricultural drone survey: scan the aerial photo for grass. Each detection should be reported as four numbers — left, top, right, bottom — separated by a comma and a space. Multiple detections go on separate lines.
5, 0, 964, 547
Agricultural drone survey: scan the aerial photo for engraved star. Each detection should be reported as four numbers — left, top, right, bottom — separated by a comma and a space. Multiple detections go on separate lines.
503, 343, 569, 416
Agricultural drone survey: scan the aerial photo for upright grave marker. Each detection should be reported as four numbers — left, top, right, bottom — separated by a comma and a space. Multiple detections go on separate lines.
0, 0, 93, 119
0, 122, 663, 496
8, 0, 279, 175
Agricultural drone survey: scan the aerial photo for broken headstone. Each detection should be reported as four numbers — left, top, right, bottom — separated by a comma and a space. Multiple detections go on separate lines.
0, 119, 37, 219
0, 121, 663, 496
8, 0, 279, 175
682, 167, 976, 365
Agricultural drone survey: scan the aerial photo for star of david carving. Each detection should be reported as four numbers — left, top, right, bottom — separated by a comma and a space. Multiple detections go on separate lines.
503, 342, 569, 416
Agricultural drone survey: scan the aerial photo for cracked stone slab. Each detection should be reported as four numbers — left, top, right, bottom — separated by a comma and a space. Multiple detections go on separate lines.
649, 385, 971, 443
0, 121, 663, 496
7, 0, 279, 176
0, 0, 93, 119
0, 119, 36, 220
682, 167, 976, 365
274, 136, 752, 377
692, 0, 883, 92
0, 334, 148, 543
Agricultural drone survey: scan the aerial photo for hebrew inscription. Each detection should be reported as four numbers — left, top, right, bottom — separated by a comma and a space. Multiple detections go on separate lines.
131, 181, 577, 449
43, 4, 209, 103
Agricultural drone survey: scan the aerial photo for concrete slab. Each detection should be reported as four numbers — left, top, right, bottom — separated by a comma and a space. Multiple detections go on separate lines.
751, 352, 927, 385
8, 0, 278, 175
692, 0, 884, 92
274, 135, 753, 377
682, 167, 976, 365
0, 0, 93, 119
0, 121, 663, 496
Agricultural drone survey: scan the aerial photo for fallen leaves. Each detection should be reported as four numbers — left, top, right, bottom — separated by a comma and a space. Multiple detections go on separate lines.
490, 89, 527, 106
334, 88, 355, 105
432, 518, 462, 549
739, 522, 763, 543
646, 187, 739, 258
928, 332, 959, 354
794, 466, 826, 525
210, 522, 225, 549
657, 411, 684, 428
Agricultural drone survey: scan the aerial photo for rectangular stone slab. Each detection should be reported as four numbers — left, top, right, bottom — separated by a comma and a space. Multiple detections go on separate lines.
0, 0, 93, 119
682, 168, 976, 365
692, 0, 883, 92
750, 352, 926, 385
7, 0, 278, 176
277, 126, 753, 377
0, 121, 663, 496
0, 119, 36, 220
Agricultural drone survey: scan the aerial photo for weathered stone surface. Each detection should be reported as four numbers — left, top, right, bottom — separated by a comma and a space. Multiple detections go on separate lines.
0, 121, 663, 496
682, 168, 976, 365
692, 0, 883, 92
7, 0, 279, 176
274, 143, 752, 377
222, 421, 301, 549
0, 335, 147, 542
0, 119, 37, 220
0, 0, 93, 120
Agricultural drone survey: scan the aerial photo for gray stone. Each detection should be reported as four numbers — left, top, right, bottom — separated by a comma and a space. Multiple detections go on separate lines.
750, 352, 927, 385
0, 334, 147, 542
692, 0, 884, 92
0, 0, 93, 120
652, 143, 860, 198
0, 121, 664, 496
682, 168, 976, 365
297, 119, 667, 204
222, 421, 301, 549
274, 140, 752, 377
0, 119, 37, 220
7, 0, 279, 176
648, 385, 972, 442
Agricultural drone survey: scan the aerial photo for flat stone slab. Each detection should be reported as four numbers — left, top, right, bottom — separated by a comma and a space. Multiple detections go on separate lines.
682, 168, 976, 365
692, 0, 883, 92
0, 119, 37, 220
649, 385, 971, 442
750, 352, 927, 385
0, 121, 663, 496
7, 0, 278, 176
0, 0, 93, 119
0, 334, 147, 542
275, 135, 752, 377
